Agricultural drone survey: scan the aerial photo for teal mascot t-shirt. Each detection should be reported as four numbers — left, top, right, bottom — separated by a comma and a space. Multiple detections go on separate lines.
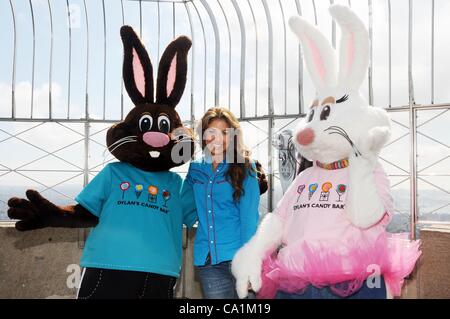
76, 162, 197, 277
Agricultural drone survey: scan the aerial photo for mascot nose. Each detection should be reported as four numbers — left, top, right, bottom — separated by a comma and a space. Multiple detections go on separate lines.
143, 132, 170, 147
297, 128, 315, 146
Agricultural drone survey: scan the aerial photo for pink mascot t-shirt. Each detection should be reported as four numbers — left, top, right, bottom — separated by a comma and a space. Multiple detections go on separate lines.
259, 163, 421, 298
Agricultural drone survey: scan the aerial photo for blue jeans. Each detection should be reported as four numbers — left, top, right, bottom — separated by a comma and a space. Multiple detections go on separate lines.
196, 261, 239, 299
275, 277, 387, 299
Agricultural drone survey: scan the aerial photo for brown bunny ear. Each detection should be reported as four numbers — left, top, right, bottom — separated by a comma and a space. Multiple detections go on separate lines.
120, 25, 154, 105
156, 36, 192, 107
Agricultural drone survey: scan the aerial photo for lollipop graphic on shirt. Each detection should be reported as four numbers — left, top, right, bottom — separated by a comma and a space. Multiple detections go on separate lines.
308, 183, 318, 200
162, 190, 171, 207
296, 185, 306, 202
319, 182, 333, 202
120, 182, 130, 199
135, 184, 143, 199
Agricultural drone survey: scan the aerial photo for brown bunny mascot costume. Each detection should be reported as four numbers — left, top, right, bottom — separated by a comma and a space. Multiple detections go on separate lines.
7, 26, 197, 299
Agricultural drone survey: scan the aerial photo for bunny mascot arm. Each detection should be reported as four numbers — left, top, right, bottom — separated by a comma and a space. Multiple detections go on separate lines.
7, 26, 198, 299
8, 192, 98, 230
233, 5, 420, 299
231, 211, 285, 298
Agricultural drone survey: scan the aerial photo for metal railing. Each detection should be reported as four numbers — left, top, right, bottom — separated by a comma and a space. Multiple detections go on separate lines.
1, 0, 450, 240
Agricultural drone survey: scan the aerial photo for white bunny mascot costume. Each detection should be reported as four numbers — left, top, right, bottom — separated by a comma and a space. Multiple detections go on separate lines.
232, 5, 421, 299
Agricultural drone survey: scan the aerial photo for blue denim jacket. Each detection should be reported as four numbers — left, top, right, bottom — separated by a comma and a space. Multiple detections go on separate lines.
187, 157, 260, 266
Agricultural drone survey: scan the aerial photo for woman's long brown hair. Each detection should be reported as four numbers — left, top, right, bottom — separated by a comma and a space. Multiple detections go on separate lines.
199, 107, 253, 201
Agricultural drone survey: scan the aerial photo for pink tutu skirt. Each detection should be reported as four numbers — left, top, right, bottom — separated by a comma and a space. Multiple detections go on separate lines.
258, 232, 421, 299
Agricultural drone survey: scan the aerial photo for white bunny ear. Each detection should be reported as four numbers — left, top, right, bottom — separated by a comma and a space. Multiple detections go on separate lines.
288, 15, 337, 91
329, 5, 369, 90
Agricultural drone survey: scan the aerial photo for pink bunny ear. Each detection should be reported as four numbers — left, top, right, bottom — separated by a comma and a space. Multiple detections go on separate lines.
289, 15, 337, 91
329, 5, 370, 90
156, 36, 192, 107
166, 53, 178, 97
120, 25, 154, 105
132, 48, 146, 98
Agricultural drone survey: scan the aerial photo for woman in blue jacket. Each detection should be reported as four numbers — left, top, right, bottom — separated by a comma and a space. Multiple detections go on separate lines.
187, 107, 264, 299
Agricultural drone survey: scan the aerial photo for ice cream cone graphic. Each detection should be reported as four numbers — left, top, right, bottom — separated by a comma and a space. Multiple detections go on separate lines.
308, 183, 318, 200
135, 184, 143, 199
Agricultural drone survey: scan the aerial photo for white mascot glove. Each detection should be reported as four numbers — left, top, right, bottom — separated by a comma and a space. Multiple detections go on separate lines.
231, 213, 284, 299
347, 126, 391, 228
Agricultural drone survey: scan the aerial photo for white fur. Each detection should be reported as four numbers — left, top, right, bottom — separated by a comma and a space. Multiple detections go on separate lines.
347, 156, 386, 229
231, 213, 284, 299
330, 5, 370, 89
288, 16, 337, 91
289, 5, 392, 229
347, 116, 392, 228
232, 5, 393, 299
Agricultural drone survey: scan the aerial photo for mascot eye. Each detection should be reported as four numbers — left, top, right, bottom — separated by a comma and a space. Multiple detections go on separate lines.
139, 115, 153, 132
307, 109, 315, 122
158, 115, 171, 134
336, 94, 349, 104
320, 106, 331, 121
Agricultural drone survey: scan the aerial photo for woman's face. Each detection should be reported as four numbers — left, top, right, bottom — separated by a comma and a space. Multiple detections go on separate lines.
204, 119, 231, 157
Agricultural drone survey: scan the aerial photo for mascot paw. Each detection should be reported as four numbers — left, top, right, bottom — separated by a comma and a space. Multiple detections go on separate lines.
236, 279, 250, 299
368, 126, 391, 154
232, 245, 263, 299
249, 271, 262, 293
356, 126, 390, 158
235, 270, 262, 299
7, 190, 59, 231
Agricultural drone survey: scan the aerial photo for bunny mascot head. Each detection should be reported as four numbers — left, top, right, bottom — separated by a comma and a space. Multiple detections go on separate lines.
232, 5, 421, 300
107, 26, 194, 172
291, 5, 390, 166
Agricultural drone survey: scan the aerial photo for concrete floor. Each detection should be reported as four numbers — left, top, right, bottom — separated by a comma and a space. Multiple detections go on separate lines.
0, 224, 449, 299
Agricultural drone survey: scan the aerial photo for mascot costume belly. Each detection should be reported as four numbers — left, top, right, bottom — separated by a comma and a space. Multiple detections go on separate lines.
7, 26, 197, 299
232, 5, 421, 299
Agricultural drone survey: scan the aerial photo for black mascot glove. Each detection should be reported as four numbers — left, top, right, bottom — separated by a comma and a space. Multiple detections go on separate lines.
7, 190, 98, 231
255, 160, 269, 195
